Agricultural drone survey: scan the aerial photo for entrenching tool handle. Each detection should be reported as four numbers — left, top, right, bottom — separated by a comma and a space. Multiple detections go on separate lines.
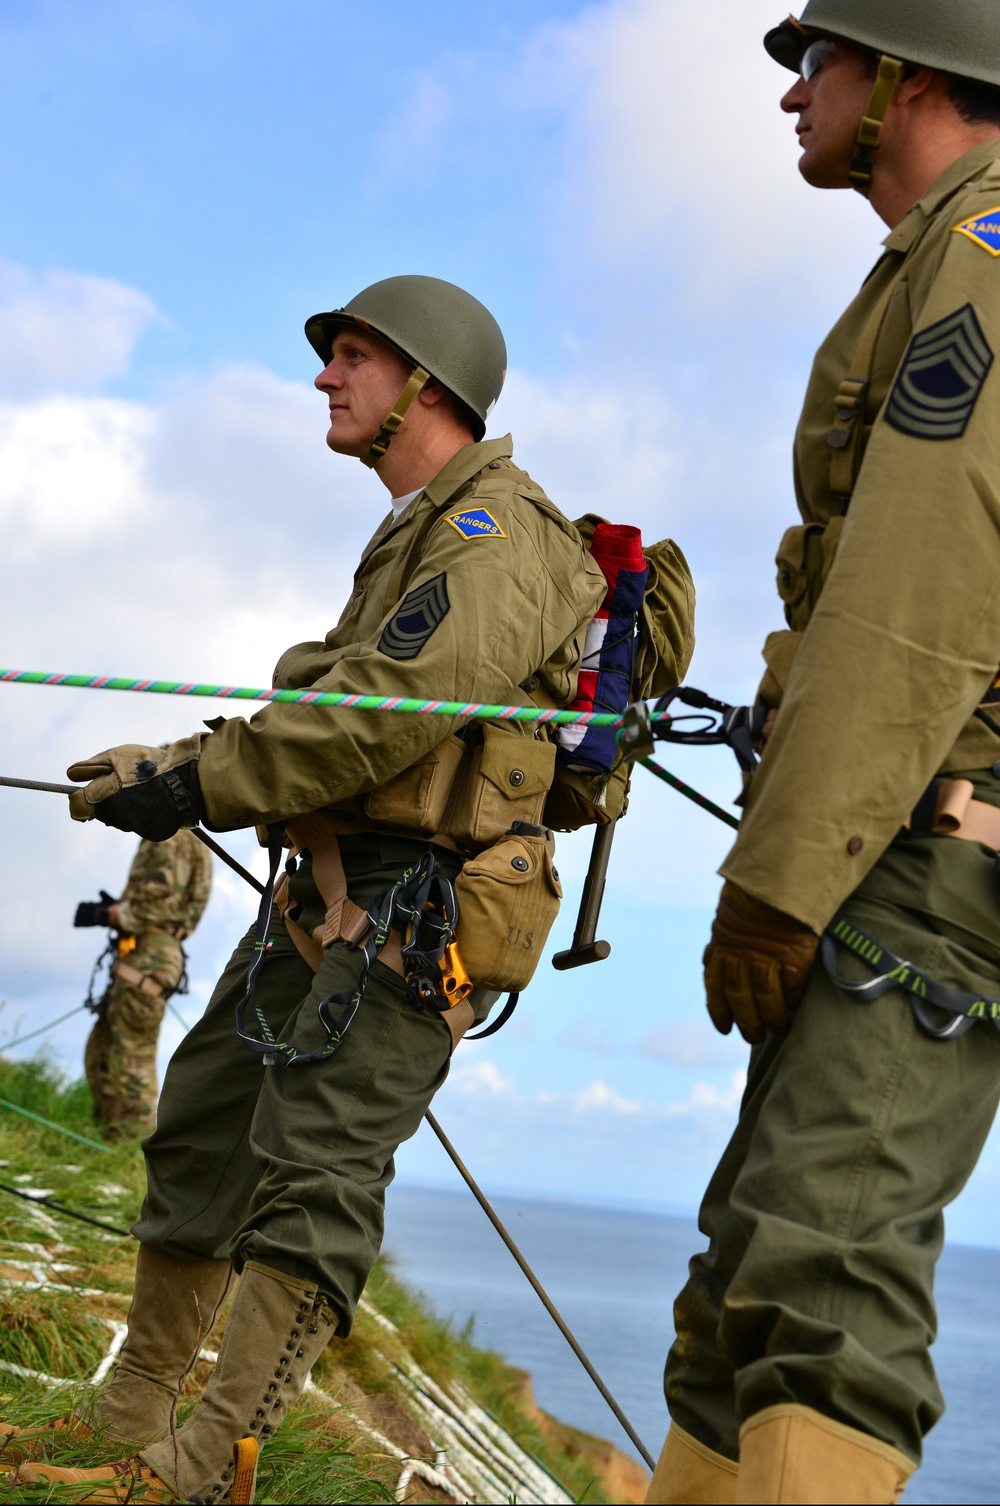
552, 819, 616, 971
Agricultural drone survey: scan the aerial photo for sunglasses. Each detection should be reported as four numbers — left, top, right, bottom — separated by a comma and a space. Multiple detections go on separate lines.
800, 37, 838, 82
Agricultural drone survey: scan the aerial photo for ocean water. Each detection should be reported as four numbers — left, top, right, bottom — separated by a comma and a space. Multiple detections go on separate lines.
382, 1183, 999, 1504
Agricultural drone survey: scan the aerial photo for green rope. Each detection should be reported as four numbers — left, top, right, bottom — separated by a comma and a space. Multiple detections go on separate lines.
0, 1097, 113, 1155
639, 757, 741, 830
2, 1004, 87, 1053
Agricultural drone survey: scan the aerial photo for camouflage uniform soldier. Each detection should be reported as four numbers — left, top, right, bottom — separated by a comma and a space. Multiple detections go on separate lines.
9, 277, 695, 1503
76, 831, 213, 1135
646, 4, 1000, 1503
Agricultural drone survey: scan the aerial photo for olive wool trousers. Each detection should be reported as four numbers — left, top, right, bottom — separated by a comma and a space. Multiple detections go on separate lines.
134, 834, 493, 1334
667, 826, 1000, 1467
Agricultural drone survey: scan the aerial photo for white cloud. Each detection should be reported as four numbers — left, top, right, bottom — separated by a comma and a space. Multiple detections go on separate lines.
638, 1019, 748, 1070
666, 1070, 747, 1118
573, 1079, 642, 1115
494, 369, 683, 537
449, 1053, 737, 1128
449, 1060, 514, 1098
526, 0, 876, 304
398, 1051, 748, 1207
0, 395, 154, 548
0, 262, 161, 398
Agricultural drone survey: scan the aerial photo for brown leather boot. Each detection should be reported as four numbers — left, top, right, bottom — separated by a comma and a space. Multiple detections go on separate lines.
645, 1421, 739, 1504
0, 1415, 93, 1465
137, 1262, 336, 1503
0, 1244, 231, 1464
736, 1404, 915, 1504
12, 1436, 258, 1504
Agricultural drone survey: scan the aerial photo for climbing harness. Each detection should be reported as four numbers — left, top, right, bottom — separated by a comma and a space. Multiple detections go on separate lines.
823, 915, 1000, 1041
236, 824, 476, 1067
83, 936, 116, 1014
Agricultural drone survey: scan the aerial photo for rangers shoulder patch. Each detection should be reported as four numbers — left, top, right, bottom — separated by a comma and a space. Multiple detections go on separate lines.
953, 206, 1000, 256
884, 304, 993, 441
445, 507, 506, 540
378, 572, 451, 661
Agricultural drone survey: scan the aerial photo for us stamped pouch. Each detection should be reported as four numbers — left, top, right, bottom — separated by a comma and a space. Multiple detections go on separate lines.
455, 831, 563, 991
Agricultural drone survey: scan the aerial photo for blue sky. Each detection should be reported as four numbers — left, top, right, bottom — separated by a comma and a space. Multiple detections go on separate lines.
4, 0, 1000, 1247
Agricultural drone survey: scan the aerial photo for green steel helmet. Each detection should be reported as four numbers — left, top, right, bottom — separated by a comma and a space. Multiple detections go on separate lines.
304, 275, 507, 452
764, 2, 1000, 195
765, 1, 1000, 88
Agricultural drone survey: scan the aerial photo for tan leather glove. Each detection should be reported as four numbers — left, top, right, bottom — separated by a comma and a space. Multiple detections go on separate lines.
703, 880, 818, 1044
67, 736, 206, 840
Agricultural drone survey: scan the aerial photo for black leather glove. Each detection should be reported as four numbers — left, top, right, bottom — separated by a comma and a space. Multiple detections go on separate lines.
75, 903, 106, 928
67, 737, 207, 841
73, 890, 118, 928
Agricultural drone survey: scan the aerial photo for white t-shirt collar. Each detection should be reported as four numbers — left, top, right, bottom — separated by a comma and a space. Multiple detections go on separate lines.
391, 488, 421, 520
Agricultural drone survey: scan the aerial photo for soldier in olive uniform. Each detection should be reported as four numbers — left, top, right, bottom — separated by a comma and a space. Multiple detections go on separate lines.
10, 277, 692, 1502
75, 831, 213, 1136
646, 4, 1000, 1504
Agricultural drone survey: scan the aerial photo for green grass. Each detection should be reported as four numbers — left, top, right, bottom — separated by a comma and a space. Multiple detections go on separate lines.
0, 1054, 619, 1503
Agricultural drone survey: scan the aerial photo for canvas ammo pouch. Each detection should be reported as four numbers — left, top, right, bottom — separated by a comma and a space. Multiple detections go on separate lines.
774, 515, 846, 633
363, 734, 466, 834
760, 515, 848, 708
454, 828, 562, 992
445, 723, 556, 852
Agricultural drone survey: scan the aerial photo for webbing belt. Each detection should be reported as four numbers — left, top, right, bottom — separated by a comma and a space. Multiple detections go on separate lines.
114, 962, 171, 999
823, 915, 1000, 1041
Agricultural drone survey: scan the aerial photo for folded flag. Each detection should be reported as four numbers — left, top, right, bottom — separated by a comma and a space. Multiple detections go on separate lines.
558, 524, 648, 774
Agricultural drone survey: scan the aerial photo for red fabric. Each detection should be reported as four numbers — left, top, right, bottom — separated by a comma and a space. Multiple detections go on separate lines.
589, 523, 645, 604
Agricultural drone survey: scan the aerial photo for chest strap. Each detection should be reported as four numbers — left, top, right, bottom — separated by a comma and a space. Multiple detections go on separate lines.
827, 269, 899, 507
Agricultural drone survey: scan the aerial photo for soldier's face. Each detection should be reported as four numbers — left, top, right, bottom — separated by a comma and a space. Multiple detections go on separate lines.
780, 38, 876, 189
315, 325, 414, 458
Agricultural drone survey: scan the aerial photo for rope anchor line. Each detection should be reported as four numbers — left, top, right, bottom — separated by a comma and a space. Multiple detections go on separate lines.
0, 667, 655, 729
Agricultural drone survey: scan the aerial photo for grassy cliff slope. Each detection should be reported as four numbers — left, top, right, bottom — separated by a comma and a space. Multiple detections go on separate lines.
0, 1055, 649, 1504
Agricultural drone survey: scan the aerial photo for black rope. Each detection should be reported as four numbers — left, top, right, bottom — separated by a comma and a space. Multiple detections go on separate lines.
424, 1112, 655, 1470
0, 1180, 130, 1237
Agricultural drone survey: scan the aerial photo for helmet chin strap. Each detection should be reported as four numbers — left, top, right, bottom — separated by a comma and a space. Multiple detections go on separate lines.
849, 53, 904, 195
360, 365, 432, 469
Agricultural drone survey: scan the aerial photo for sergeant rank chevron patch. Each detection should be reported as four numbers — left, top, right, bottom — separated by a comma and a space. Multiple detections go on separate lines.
378, 572, 451, 661
884, 304, 993, 441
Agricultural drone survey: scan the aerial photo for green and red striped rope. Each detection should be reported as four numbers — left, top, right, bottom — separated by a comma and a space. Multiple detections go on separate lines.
0, 667, 659, 729
0, 668, 741, 830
